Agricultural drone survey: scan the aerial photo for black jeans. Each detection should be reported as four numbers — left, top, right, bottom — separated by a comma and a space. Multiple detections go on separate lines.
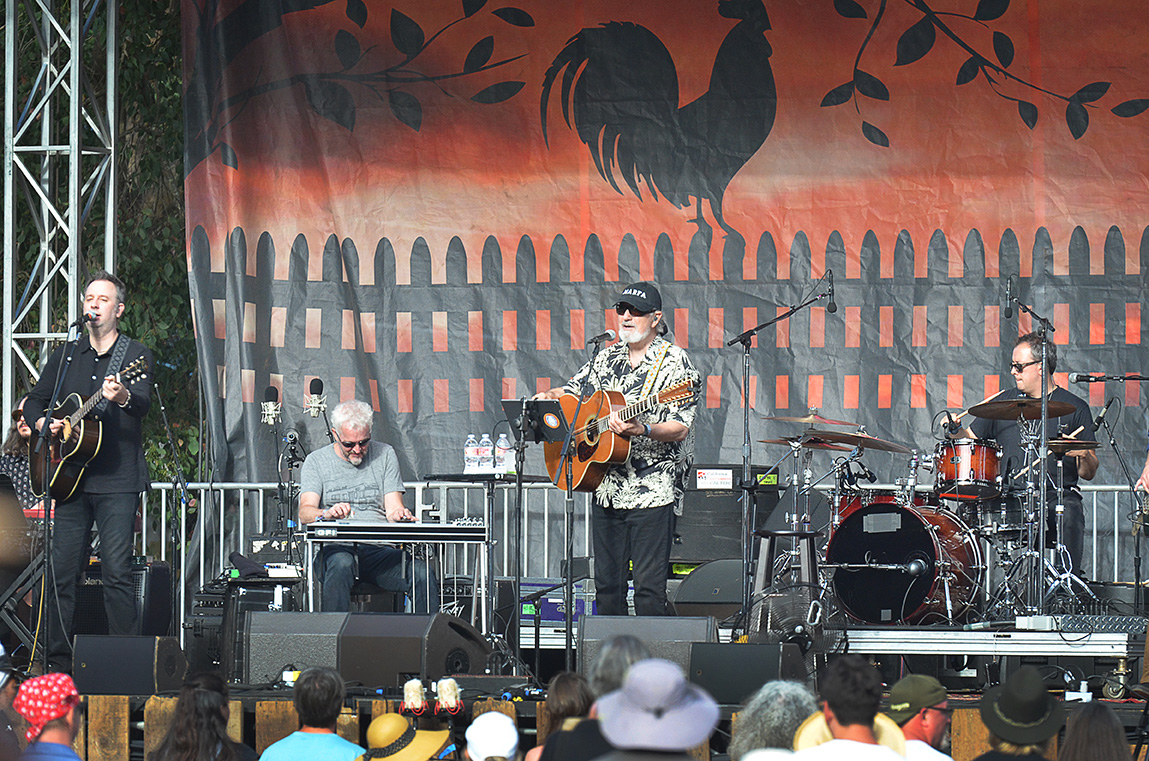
48, 491, 139, 668
591, 501, 673, 616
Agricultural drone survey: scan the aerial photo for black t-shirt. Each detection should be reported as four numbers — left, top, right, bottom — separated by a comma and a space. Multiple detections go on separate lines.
25, 334, 153, 494
538, 719, 613, 761
969, 386, 1094, 492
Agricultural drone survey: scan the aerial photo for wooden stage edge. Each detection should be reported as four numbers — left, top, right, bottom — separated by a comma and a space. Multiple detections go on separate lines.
36, 692, 1149, 761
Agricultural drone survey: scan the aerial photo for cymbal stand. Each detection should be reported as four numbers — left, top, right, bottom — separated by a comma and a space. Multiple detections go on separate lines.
1007, 288, 1056, 612
1043, 454, 1097, 607
726, 273, 833, 634
986, 419, 1045, 618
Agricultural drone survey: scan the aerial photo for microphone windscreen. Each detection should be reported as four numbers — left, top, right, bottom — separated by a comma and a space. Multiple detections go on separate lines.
263, 386, 279, 403
310, 377, 323, 395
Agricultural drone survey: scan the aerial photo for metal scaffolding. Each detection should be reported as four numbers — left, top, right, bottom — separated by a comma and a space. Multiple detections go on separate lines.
3, 0, 117, 412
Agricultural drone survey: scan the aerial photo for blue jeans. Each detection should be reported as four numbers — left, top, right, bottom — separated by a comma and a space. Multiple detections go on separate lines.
320, 544, 439, 613
591, 502, 674, 616
48, 492, 139, 668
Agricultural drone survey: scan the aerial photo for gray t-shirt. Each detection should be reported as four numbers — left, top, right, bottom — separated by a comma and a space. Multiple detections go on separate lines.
299, 441, 405, 522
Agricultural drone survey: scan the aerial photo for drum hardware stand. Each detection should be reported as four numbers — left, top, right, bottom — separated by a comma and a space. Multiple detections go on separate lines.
727, 272, 833, 636
1006, 284, 1056, 613
1042, 454, 1097, 608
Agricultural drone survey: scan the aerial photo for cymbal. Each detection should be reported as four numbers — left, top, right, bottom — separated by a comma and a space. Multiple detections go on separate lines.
968, 398, 1075, 420
761, 412, 858, 427
1046, 438, 1100, 455
758, 436, 852, 452
800, 429, 914, 454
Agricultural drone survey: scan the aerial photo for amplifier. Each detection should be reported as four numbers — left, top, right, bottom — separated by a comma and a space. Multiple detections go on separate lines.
676, 465, 782, 563
519, 578, 596, 626
74, 559, 171, 636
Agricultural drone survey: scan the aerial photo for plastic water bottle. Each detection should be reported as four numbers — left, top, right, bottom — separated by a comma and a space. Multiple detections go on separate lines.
464, 434, 479, 473
478, 433, 495, 472
495, 433, 513, 474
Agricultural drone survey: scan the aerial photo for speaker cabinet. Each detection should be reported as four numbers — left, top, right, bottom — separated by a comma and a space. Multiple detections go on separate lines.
673, 559, 742, 619
338, 613, 491, 688
243, 612, 347, 684
74, 560, 172, 636
73, 635, 186, 695
578, 615, 716, 675
688, 642, 806, 704
675, 466, 781, 562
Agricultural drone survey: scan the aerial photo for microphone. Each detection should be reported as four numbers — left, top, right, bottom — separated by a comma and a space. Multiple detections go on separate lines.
826, 270, 837, 314
1092, 397, 1115, 432
284, 429, 299, 445
69, 313, 93, 328
587, 329, 616, 345
260, 386, 282, 426
853, 460, 877, 484
1003, 274, 1013, 319
943, 411, 962, 434
905, 558, 927, 577
305, 378, 327, 418
1069, 373, 1134, 383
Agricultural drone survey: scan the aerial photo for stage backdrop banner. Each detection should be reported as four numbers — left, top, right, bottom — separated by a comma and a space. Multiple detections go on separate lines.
183, 1, 1149, 511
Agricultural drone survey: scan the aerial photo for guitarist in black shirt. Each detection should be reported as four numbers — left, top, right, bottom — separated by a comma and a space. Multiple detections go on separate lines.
25, 271, 153, 673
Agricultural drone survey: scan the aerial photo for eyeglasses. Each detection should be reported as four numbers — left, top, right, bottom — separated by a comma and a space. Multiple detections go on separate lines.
615, 304, 651, 317
338, 437, 371, 451
1010, 360, 1040, 373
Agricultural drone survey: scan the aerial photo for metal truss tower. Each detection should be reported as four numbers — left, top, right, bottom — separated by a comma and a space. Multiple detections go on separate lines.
3, 0, 117, 413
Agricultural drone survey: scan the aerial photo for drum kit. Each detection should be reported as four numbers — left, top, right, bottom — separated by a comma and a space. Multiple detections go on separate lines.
755, 398, 1100, 628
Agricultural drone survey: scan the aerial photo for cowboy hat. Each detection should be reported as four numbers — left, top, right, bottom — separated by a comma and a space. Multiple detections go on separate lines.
979, 666, 1064, 746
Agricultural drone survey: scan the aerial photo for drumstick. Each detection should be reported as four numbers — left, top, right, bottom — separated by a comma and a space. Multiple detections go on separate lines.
1012, 424, 1086, 481
951, 389, 1006, 425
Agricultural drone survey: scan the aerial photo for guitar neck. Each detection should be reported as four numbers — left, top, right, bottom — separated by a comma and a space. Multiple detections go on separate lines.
69, 390, 104, 427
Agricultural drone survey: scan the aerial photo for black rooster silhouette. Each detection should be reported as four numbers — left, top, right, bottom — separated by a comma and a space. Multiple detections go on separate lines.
541, 0, 775, 239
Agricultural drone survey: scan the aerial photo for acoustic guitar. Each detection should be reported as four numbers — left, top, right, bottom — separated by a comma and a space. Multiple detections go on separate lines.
543, 380, 696, 492
30, 357, 150, 501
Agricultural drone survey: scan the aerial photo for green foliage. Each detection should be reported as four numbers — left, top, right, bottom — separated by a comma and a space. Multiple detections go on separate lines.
113, 0, 203, 484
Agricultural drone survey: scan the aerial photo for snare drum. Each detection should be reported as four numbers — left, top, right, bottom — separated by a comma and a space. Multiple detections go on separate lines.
934, 439, 1001, 501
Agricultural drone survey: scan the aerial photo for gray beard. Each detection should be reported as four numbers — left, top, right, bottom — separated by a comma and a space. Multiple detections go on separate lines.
619, 326, 651, 345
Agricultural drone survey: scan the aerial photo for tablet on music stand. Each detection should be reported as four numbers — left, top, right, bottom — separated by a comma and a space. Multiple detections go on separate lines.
501, 399, 570, 444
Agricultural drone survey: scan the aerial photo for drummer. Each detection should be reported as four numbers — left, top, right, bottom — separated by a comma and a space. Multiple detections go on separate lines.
954, 333, 1097, 573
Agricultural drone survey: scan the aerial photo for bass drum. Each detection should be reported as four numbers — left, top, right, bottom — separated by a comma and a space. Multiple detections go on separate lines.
826, 502, 982, 625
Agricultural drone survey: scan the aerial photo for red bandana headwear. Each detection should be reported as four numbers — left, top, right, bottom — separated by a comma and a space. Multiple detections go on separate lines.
14, 673, 80, 742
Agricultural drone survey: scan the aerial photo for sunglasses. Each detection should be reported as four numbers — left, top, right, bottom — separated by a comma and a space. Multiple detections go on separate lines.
1009, 360, 1040, 373
10, 410, 24, 423
338, 437, 371, 451
615, 304, 651, 317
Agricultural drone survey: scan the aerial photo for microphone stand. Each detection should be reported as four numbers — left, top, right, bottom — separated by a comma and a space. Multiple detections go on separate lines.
33, 323, 85, 672
554, 341, 604, 672
1009, 292, 1055, 613
725, 280, 832, 635
1095, 405, 1143, 613
152, 379, 193, 636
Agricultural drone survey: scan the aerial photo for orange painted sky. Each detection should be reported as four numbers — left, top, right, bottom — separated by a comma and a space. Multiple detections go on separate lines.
184, 0, 1149, 275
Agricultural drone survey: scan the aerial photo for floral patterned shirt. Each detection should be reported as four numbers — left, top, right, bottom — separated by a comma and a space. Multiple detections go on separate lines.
564, 336, 700, 512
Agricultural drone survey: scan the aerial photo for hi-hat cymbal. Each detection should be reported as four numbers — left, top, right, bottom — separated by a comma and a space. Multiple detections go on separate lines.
800, 429, 914, 454
968, 398, 1075, 420
761, 412, 858, 427
1046, 438, 1100, 455
758, 436, 852, 452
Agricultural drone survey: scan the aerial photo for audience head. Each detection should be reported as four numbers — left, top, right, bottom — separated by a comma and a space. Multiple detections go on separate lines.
729, 680, 817, 760
294, 667, 346, 730
14, 673, 81, 744
597, 658, 719, 752
817, 655, 882, 729
1057, 700, 1130, 761
979, 666, 1063, 756
465, 711, 520, 761
150, 672, 239, 761
362, 713, 450, 761
588, 634, 650, 698
887, 674, 950, 749
544, 672, 594, 724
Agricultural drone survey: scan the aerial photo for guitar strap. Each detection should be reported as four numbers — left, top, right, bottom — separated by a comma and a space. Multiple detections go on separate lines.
638, 340, 670, 400
92, 334, 131, 419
